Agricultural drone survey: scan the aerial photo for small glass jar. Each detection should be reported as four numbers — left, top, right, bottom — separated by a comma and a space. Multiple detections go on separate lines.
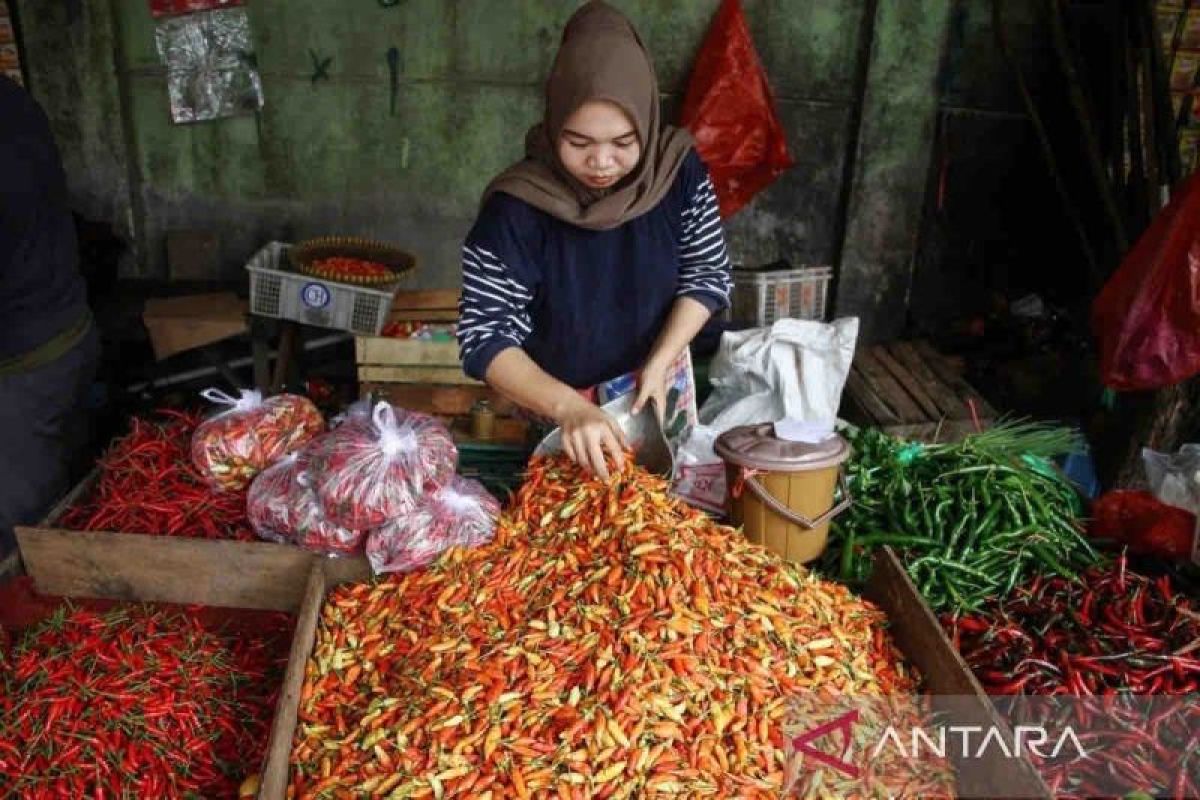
470, 400, 496, 441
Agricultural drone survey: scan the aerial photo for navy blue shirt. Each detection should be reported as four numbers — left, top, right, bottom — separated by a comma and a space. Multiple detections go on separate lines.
0, 76, 88, 361
458, 149, 732, 388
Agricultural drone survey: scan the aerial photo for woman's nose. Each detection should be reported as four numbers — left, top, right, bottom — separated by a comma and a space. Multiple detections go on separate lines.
588, 149, 613, 169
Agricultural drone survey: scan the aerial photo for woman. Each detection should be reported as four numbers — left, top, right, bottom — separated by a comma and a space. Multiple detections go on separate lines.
458, 0, 732, 479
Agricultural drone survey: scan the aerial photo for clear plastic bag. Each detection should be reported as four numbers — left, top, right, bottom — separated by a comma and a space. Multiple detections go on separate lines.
246, 452, 300, 544
246, 444, 365, 555
289, 472, 366, 557
1143, 445, 1200, 515
191, 388, 325, 491
308, 402, 457, 530
366, 476, 499, 574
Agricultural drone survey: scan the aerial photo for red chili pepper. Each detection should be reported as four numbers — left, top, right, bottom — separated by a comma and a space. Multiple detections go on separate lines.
942, 559, 1200, 797
58, 411, 260, 540
0, 603, 291, 797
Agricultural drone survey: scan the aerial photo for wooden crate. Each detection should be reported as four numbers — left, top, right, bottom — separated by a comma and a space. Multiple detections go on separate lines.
257, 548, 1049, 799
13, 519, 340, 800
356, 288, 475, 386
356, 337, 476, 386
843, 340, 996, 439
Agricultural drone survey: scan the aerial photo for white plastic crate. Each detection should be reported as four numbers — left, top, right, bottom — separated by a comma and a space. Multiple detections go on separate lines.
245, 242, 400, 335
731, 264, 832, 326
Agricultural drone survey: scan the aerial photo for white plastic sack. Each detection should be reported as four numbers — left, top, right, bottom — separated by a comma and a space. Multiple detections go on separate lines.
676, 318, 858, 513
699, 317, 858, 431
1143, 444, 1200, 515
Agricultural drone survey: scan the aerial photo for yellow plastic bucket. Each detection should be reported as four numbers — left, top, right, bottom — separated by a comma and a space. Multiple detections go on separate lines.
714, 424, 852, 564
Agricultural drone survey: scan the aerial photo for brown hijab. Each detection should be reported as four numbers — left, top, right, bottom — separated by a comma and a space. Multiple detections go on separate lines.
482, 0, 693, 230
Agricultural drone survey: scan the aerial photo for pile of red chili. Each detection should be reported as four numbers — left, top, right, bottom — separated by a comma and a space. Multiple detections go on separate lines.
309, 256, 394, 283
59, 410, 256, 540
0, 603, 290, 798
945, 555, 1200, 797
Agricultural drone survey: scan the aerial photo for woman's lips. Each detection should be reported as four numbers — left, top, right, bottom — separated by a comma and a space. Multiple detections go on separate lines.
586, 175, 617, 187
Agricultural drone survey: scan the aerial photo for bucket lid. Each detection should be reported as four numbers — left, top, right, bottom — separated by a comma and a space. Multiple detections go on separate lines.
714, 423, 850, 472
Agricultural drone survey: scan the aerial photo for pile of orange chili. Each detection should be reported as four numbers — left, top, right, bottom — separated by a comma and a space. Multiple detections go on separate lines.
288, 455, 954, 799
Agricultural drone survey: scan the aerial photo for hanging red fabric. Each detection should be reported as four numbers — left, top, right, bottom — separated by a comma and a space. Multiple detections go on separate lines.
680, 0, 794, 219
1092, 171, 1200, 391
148, 0, 243, 18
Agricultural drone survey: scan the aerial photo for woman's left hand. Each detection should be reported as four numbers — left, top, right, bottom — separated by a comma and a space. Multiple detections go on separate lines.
632, 357, 669, 423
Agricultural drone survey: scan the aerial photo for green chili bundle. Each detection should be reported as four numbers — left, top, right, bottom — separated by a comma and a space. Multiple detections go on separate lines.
824, 420, 1100, 612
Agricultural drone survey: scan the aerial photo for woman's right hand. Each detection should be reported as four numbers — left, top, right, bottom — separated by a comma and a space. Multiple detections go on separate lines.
555, 396, 627, 480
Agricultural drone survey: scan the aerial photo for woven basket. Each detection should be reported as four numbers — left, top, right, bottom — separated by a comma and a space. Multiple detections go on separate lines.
289, 236, 417, 287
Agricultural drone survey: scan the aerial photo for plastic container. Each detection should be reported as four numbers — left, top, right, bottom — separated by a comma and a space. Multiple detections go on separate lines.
730, 264, 832, 326
245, 241, 404, 335
714, 424, 851, 564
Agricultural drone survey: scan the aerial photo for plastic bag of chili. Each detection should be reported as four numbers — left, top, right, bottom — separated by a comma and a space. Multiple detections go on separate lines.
365, 476, 499, 574
306, 402, 457, 530
246, 451, 301, 544
191, 388, 324, 491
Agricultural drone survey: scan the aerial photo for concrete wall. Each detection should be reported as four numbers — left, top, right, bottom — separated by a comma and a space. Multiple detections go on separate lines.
15, 0, 1049, 338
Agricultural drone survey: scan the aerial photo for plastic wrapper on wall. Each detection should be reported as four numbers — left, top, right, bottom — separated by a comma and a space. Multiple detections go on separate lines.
154, 7, 263, 124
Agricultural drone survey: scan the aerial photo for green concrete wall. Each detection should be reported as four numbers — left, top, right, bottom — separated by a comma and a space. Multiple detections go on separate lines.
17, 0, 867, 290
15, 0, 1047, 336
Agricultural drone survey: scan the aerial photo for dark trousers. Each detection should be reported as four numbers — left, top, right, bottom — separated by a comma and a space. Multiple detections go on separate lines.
0, 326, 99, 557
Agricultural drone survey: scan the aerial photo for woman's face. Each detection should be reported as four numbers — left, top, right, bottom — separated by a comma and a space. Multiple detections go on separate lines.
557, 100, 642, 190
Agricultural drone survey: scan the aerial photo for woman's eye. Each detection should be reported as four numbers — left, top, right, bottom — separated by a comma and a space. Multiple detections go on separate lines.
616, 140, 635, 149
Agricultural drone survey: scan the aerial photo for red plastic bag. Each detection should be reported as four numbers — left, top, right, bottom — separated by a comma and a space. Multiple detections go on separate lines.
1088, 490, 1195, 561
680, 0, 794, 218
1092, 171, 1200, 390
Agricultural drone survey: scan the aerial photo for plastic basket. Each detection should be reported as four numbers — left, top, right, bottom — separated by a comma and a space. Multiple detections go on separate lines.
731, 265, 832, 326
245, 242, 402, 335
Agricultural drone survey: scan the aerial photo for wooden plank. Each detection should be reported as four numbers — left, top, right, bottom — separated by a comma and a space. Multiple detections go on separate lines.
844, 368, 902, 425
387, 308, 459, 323
912, 339, 997, 418
355, 337, 460, 368
887, 341, 971, 419
853, 348, 929, 424
357, 365, 480, 386
258, 558, 371, 798
260, 564, 325, 800
871, 344, 942, 420
361, 383, 514, 417
391, 289, 460, 311
14, 528, 315, 611
865, 548, 1051, 799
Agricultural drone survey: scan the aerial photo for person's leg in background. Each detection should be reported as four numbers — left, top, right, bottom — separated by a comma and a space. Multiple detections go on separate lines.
0, 327, 99, 569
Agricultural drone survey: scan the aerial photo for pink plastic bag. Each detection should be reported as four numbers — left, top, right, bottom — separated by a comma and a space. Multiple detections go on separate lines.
307, 402, 457, 529
191, 388, 324, 491
366, 477, 500, 574
1092, 171, 1200, 390
680, 0, 794, 218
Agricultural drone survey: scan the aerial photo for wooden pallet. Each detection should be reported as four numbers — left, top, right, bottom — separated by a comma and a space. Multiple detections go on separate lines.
843, 340, 996, 438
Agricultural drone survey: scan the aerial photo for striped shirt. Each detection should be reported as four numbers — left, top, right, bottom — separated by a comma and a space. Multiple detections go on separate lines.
458, 149, 732, 388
